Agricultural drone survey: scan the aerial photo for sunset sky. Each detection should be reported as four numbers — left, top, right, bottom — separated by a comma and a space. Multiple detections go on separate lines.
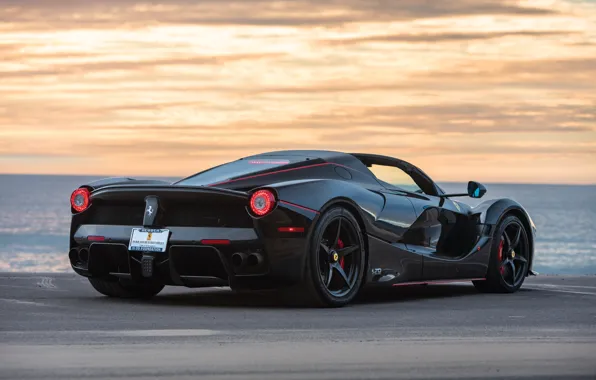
0, 0, 595, 184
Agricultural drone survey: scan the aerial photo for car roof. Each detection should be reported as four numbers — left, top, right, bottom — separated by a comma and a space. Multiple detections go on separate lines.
243, 150, 347, 160
242, 150, 373, 173
244, 150, 440, 194
243, 150, 432, 175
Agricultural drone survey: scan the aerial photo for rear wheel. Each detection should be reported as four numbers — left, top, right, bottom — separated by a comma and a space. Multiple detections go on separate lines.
300, 207, 366, 307
474, 215, 530, 293
88, 277, 164, 299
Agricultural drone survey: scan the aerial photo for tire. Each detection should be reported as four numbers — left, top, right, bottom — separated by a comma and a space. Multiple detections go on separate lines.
474, 215, 530, 293
88, 277, 164, 299
299, 206, 366, 307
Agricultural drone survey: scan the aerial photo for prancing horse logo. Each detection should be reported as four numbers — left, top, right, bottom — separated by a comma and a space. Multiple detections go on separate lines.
143, 196, 159, 227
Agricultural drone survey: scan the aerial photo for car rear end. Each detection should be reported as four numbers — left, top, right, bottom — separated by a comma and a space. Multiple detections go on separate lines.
68, 182, 317, 290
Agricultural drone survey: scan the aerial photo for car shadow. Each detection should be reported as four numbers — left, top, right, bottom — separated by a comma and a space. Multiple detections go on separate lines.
93, 283, 533, 309
356, 284, 480, 305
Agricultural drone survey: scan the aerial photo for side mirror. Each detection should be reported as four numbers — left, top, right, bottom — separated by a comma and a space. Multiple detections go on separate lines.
468, 181, 486, 199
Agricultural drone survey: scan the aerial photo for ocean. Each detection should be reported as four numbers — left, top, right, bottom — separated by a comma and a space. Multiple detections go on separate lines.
0, 174, 595, 274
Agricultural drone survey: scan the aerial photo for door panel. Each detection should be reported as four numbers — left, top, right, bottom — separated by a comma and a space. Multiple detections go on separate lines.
367, 191, 423, 282
371, 191, 418, 242
351, 155, 487, 282
401, 195, 442, 250
401, 196, 485, 280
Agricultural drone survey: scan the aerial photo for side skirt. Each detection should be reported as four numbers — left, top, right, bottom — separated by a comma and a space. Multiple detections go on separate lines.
392, 278, 486, 287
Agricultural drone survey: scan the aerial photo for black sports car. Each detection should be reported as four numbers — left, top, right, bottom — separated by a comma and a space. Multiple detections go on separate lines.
69, 150, 537, 307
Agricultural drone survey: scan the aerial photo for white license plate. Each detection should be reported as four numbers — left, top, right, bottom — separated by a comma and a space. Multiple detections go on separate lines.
128, 228, 170, 252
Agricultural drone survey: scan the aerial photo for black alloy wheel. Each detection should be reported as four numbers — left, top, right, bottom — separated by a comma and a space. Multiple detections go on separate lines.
474, 215, 530, 293
498, 220, 529, 288
318, 214, 362, 297
302, 207, 366, 307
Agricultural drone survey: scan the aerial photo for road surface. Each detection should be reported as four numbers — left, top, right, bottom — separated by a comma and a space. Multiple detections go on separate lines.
1, 273, 595, 379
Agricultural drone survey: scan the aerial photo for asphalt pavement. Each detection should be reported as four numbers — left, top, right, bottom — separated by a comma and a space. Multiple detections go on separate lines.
1, 273, 595, 379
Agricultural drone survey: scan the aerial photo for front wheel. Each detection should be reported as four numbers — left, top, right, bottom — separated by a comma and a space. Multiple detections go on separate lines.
300, 207, 366, 307
474, 215, 530, 293
88, 277, 164, 299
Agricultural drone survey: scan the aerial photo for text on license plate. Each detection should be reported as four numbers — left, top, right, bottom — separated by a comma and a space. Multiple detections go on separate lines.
128, 228, 170, 252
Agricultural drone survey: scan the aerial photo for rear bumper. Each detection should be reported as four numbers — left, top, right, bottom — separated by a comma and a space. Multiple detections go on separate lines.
73, 225, 258, 246
69, 196, 318, 289
69, 223, 310, 289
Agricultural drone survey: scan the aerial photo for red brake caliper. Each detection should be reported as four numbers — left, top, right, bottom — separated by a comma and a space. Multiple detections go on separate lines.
498, 238, 505, 274
338, 238, 345, 268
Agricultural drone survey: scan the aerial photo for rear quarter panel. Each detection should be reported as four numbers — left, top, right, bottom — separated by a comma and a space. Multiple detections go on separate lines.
269, 179, 424, 284
269, 179, 386, 223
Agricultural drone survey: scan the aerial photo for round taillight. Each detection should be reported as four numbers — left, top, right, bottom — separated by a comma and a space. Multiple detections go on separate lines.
250, 189, 276, 217
70, 188, 90, 213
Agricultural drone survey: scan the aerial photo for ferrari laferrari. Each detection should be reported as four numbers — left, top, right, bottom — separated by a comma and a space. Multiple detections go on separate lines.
68, 150, 537, 307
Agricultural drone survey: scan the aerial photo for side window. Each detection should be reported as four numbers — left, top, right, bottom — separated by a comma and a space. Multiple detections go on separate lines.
368, 164, 423, 193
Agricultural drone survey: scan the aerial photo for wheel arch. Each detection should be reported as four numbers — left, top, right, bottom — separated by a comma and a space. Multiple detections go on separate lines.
479, 198, 535, 276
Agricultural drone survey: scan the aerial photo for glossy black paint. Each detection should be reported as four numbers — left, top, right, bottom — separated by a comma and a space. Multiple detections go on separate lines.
68, 150, 536, 290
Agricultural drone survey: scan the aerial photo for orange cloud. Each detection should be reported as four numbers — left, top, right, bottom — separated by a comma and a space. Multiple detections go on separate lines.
0, 0, 595, 183
319, 30, 580, 45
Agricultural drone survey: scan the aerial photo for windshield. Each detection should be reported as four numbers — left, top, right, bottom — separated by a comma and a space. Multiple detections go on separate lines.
176, 156, 309, 186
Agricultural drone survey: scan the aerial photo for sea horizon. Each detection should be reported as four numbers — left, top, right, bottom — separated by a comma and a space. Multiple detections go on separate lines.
1, 174, 595, 275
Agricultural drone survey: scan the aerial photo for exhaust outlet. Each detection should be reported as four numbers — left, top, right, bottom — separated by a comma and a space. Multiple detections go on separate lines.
247, 253, 263, 267
231, 252, 247, 268
78, 248, 90, 263
68, 249, 78, 262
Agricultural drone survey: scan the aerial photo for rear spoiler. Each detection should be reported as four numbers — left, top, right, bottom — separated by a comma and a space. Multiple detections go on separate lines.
83, 177, 172, 191
90, 184, 248, 203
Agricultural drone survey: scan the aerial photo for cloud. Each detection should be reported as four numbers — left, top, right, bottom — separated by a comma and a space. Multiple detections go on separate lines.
1, 0, 559, 31
402, 57, 596, 93
1, 0, 595, 184
12, 102, 588, 158
265, 103, 596, 134
430, 58, 596, 77
0, 52, 284, 78
0, 153, 77, 159
320, 30, 578, 45
18, 56, 589, 96
60, 119, 596, 162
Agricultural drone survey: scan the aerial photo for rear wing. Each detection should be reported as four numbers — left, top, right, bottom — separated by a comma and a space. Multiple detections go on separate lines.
90, 184, 248, 203
81, 177, 172, 191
